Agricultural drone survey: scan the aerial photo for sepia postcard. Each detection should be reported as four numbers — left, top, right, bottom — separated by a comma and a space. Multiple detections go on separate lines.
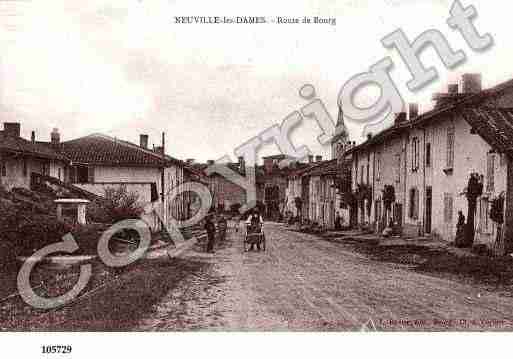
0, 0, 512, 357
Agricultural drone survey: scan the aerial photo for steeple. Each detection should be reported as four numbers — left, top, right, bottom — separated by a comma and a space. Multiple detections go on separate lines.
331, 103, 348, 159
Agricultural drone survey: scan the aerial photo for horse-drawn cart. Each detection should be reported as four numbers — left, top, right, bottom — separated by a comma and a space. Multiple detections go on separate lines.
244, 223, 266, 252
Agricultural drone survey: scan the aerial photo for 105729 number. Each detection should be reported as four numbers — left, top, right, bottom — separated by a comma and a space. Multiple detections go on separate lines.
41, 345, 72, 354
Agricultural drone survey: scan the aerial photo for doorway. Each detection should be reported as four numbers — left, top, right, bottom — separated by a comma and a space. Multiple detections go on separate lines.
425, 186, 432, 234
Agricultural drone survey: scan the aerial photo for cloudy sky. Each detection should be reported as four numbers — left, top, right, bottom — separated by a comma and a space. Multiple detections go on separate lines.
0, 0, 511, 162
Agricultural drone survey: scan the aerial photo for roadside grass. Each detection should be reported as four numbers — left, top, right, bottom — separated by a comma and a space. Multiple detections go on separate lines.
319, 234, 513, 293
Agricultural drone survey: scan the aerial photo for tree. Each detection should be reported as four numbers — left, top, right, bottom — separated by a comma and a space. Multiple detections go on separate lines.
490, 193, 505, 255
463, 172, 483, 247
88, 185, 143, 223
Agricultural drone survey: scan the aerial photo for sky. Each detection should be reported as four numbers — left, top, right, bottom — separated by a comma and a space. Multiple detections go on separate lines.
0, 0, 512, 163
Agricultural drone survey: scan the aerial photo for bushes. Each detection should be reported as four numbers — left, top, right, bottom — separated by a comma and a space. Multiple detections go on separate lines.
0, 200, 72, 259
229, 203, 242, 214
88, 186, 143, 224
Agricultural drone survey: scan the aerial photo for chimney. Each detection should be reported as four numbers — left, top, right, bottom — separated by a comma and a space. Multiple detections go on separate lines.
186, 158, 195, 164
51, 128, 60, 146
315, 155, 322, 162
448, 83, 459, 94
409, 103, 419, 120
462, 73, 482, 94
394, 112, 407, 125
238, 156, 246, 175
207, 159, 215, 166
4, 122, 20, 137
31, 131, 35, 143
140, 134, 149, 149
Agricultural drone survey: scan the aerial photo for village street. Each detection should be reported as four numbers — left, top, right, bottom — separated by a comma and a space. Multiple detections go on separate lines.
17, 222, 513, 331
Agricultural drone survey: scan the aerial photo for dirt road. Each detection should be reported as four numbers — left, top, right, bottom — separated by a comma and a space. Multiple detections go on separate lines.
14, 222, 513, 331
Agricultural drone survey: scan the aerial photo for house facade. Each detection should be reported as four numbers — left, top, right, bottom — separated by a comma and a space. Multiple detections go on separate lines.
192, 157, 247, 212
59, 133, 192, 230
284, 160, 319, 218
303, 159, 340, 228
256, 155, 290, 220
0, 123, 68, 191
346, 73, 513, 249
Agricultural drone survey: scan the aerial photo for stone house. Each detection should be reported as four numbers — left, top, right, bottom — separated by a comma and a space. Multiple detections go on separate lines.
256, 154, 291, 220
191, 157, 247, 212
59, 133, 191, 230
346, 73, 513, 250
301, 159, 340, 228
0, 122, 68, 190
284, 160, 320, 218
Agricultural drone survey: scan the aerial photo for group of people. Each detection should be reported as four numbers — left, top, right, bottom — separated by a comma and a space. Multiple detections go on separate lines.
204, 209, 265, 253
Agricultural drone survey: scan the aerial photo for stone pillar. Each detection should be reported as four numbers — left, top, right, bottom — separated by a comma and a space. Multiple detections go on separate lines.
56, 204, 63, 221
77, 204, 87, 225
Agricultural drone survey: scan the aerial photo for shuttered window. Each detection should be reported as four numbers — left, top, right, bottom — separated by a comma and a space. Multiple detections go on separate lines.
446, 126, 455, 168
409, 188, 419, 219
411, 137, 419, 171
444, 193, 453, 223
395, 154, 401, 183
425, 143, 431, 167
486, 153, 495, 192
376, 152, 381, 181
87, 165, 95, 183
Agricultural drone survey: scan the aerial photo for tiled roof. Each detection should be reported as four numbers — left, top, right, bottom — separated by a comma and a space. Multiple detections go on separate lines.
0, 131, 67, 161
461, 107, 513, 156
60, 134, 180, 167
346, 76, 513, 155
301, 159, 339, 177
192, 162, 245, 176
287, 162, 320, 178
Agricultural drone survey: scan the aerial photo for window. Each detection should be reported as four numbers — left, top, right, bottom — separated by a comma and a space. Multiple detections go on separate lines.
366, 164, 369, 184
74, 165, 92, 184
1, 162, 6, 177
486, 153, 495, 192
58, 168, 61, 181
87, 165, 95, 183
411, 137, 419, 171
443, 193, 453, 223
360, 165, 364, 184
376, 152, 381, 181
425, 143, 431, 167
446, 125, 455, 169
41, 162, 50, 176
395, 154, 401, 183
23, 159, 27, 177
409, 188, 419, 219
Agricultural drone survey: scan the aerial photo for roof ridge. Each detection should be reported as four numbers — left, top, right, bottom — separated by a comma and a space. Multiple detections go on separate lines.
347, 77, 513, 154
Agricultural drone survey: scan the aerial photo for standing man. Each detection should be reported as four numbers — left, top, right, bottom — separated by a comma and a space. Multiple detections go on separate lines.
334, 212, 342, 230
218, 214, 227, 241
246, 209, 264, 251
205, 213, 216, 253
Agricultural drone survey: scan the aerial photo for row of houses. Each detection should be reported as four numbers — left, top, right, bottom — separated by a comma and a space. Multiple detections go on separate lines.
0, 125, 204, 231
202, 72, 513, 254
344, 73, 513, 250
11, 70, 512, 250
